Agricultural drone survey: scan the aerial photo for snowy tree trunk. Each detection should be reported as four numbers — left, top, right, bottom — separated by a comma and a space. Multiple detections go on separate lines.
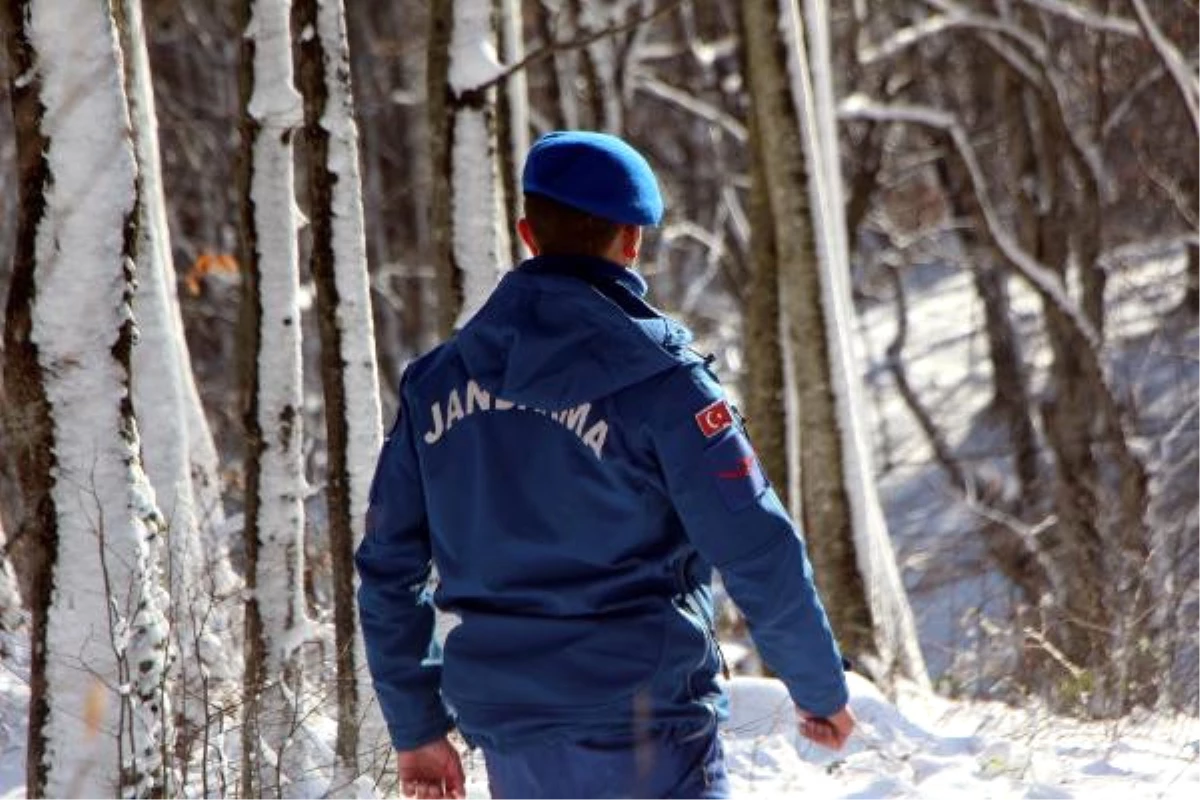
496, 0, 530, 264
429, 0, 512, 335
741, 0, 928, 692
237, 0, 313, 795
114, 0, 243, 780
294, 0, 387, 779
2, 1, 171, 795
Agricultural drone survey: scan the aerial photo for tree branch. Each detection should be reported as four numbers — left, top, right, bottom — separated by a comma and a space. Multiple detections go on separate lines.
1016, 0, 1141, 36
1127, 0, 1200, 137
465, 0, 684, 95
631, 72, 749, 142
838, 94, 1103, 350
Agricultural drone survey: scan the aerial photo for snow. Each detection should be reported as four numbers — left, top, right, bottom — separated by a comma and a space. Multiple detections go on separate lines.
312, 0, 388, 764
314, 0, 383, 555
450, 78, 511, 326
447, 3, 504, 96
0, 645, 1192, 799
440, 673, 1200, 799
245, 0, 309, 674
22, 0, 174, 794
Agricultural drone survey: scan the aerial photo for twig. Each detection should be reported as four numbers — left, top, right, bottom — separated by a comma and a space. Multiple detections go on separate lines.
1127, 0, 1200, 136
1016, 0, 1141, 36
465, 0, 683, 95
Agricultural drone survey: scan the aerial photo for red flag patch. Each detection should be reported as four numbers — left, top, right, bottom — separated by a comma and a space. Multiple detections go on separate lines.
695, 399, 734, 438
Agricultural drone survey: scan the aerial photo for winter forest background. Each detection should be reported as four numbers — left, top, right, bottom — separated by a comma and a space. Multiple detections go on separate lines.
0, 0, 1196, 798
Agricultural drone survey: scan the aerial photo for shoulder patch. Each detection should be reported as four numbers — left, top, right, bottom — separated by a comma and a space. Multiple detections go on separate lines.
695, 399, 734, 438
703, 432, 769, 511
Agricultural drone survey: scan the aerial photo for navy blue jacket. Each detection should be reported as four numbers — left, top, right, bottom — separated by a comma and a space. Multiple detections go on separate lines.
356, 255, 848, 752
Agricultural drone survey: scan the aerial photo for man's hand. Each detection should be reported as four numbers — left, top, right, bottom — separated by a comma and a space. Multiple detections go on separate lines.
397, 737, 466, 799
797, 705, 856, 751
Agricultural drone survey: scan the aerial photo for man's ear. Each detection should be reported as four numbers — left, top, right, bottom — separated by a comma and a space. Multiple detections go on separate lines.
620, 225, 642, 263
517, 218, 539, 256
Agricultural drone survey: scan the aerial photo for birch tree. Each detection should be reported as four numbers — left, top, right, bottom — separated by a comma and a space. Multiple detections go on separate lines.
740, 0, 928, 691
294, 0, 387, 778
429, 0, 512, 335
496, 0, 530, 264
1, 1, 170, 794
114, 0, 242, 777
237, 0, 315, 794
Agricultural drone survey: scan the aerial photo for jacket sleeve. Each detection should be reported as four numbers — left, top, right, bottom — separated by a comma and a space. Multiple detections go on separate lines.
355, 381, 454, 750
645, 363, 850, 718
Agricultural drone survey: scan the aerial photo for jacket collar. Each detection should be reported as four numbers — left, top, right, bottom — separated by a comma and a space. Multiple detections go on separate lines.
516, 254, 649, 298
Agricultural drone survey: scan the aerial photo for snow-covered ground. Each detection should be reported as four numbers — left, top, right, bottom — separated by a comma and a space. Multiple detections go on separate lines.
469, 674, 1200, 799
5, 641, 1194, 799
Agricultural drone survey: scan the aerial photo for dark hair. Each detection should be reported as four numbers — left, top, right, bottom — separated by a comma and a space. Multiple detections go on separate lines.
523, 193, 623, 257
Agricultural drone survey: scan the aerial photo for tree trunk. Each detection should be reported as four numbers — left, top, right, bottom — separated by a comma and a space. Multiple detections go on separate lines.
496, 0, 530, 265
1017, 78, 1155, 714
935, 150, 1041, 499
237, 0, 311, 794
740, 0, 928, 691
294, 0, 387, 777
116, 0, 223, 777
1181, 241, 1199, 314
3, 2, 170, 794
428, 0, 511, 336
741, 112, 789, 506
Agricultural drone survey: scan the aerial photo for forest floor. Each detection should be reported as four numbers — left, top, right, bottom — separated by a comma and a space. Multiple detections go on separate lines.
1, 650, 1197, 798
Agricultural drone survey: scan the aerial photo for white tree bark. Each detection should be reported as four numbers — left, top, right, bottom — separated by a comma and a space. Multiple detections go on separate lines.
16, 1, 171, 794
117, 2, 240, 770
298, 0, 388, 778
448, 0, 511, 328
239, 0, 315, 794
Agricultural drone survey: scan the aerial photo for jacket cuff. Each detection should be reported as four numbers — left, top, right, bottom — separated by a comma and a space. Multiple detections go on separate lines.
389, 710, 456, 752
789, 675, 850, 719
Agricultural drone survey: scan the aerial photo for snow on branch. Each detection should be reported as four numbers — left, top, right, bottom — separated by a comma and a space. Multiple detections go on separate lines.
838, 94, 1102, 350
461, 0, 683, 96
1015, 0, 1141, 36
631, 73, 748, 142
1127, 0, 1200, 137
856, 13, 956, 65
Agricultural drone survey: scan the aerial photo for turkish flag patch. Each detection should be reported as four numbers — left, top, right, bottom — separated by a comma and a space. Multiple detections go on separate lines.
695, 399, 734, 438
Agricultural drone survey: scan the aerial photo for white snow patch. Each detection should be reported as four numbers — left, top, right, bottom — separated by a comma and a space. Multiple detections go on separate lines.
447, 4, 504, 95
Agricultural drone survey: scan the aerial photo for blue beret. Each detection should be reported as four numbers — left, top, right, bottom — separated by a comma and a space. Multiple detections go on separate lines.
522, 131, 664, 226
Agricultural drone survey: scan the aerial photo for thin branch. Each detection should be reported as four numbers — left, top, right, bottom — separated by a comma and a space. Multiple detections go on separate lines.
1127, 0, 1200, 136
465, 0, 683, 95
631, 72, 748, 142
838, 94, 1103, 350
1102, 63, 1167, 138
856, 13, 956, 65
1016, 0, 1141, 36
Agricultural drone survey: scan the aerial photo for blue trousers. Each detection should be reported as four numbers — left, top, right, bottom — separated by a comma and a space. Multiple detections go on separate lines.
482, 726, 730, 798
